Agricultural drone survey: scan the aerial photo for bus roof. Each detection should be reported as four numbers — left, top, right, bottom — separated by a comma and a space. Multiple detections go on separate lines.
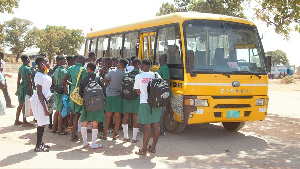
86, 12, 255, 38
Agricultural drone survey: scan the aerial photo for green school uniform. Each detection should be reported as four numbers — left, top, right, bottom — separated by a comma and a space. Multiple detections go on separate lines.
67, 63, 87, 114
18, 65, 32, 103
122, 69, 141, 114
80, 109, 105, 123
137, 103, 162, 124
53, 66, 67, 111
105, 95, 123, 113
158, 64, 171, 95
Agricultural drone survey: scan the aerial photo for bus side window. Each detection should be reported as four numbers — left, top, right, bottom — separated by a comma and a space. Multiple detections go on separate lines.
85, 39, 91, 57
91, 37, 98, 55
97, 37, 109, 58
109, 34, 123, 58
123, 31, 139, 58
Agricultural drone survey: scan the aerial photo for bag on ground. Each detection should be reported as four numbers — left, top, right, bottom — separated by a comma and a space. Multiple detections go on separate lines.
147, 73, 170, 108
83, 77, 105, 112
121, 71, 139, 100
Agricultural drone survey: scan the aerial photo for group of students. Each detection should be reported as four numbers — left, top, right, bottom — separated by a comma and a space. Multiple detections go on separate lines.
14, 51, 170, 156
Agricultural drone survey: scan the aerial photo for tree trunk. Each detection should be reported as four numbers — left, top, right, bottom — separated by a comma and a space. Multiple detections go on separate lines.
15, 54, 20, 62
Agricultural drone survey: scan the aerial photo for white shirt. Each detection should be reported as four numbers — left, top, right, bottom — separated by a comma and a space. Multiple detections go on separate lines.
0, 59, 5, 74
134, 72, 161, 104
34, 72, 52, 99
126, 66, 134, 72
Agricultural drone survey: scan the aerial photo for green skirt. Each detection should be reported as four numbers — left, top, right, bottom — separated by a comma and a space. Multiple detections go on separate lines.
70, 99, 83, 114
105, 95, 123, 113
54, 92, 64, 111
122, 97, 140, 114
80, 108, 105, 123
137, 103, 162, 124
18, 82, 31, 103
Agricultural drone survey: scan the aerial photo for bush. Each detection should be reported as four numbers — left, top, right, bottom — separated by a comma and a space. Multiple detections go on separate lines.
3, 56, 13, 62
281, 75, 296, 84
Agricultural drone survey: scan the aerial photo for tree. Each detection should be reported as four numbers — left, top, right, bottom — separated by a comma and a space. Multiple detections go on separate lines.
265, 50, 289, 66
0, 24, 4, 43
4, 18, 36, 62
35, 25, 84, 63
156, 0, 245, 18
0, 0, 19, 13
253, 0, 300, 39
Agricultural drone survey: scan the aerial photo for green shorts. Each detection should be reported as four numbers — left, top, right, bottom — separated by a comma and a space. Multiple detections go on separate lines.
105, 95, 123, 113
122, 97, 140, 114
80, 108, 105, 123
137, 103, 162, 124
54, 92, 64, 111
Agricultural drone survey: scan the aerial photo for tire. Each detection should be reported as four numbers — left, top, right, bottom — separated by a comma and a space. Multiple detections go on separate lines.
164, 111, 186, 134
222, 122, 245, 131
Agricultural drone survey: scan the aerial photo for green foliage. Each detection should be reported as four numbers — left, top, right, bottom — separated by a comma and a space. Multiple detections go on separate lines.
156, 0, 245, 18
35, 25, 84, 63
4, 18, 36, 62
253, 0, 300, 39
281, 75, 295, 84
3, 56, 13, 62
0, 0, 19, 13
265, 50, 289, 66
0, 23, 4, 43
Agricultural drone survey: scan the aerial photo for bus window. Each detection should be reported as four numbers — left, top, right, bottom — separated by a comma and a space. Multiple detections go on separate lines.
156, 26, 182, 65
110, 34, 123, 58
150, 34, 155, 63
97, 37, 109, 58
85, 39, 91, 57
143, 35, 148, 59
91, 37, 98, 54
123, 31, 139, 58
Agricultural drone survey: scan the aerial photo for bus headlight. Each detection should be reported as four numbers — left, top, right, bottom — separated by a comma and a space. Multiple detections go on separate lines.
255, 99, 264, 106
195, 99, 209, 107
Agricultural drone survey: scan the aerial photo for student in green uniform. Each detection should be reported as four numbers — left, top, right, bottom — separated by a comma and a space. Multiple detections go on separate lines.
65, 55, 75, 131
79, 62, 105, 149
102, 58, 128, 140
63, 55, 87, 141
122, 58, 141, 143
134, 59, 162, 156
51, 56, 68, 135
157, 54, 170, 136
14, 55, 34, 127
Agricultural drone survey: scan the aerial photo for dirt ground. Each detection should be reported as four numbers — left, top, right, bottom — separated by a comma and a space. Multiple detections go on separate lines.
0, 63, 299, 168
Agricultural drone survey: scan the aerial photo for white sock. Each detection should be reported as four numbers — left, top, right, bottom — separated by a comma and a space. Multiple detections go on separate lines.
91, 129, 98, 147
133, 128, 139, 140
81, 127, 87, 146
122, 124, 129, 139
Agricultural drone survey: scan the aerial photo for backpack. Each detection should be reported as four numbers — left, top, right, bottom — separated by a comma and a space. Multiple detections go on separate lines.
121, 70, 140, 100
83, 77, 105, 113
30, 67, 38, 89
147, 73, 170, 108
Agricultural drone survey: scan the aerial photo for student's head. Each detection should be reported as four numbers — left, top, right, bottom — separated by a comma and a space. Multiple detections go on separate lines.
88, 52, 96, 62
96, 58, 102, 65
56, 55, 66, 66
112, 57, 119, 67
130, 56, 137, 66
104, 57, 112, 68
66, 55, 75, 66
35, 56, 50, 70
76, 55, 86, 66
21, 55, 30, 65
86, 62, 96, 74
132, 58, 141, 70
74, 55, 79, 62
159, 54, 167, 66
117, 58, 128, 70
141, 59, 152, 72
0, 51, 4, 60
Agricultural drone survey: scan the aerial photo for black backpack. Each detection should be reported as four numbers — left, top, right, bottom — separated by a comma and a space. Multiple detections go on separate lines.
30, 67, 38, 89
121, 70, 140, 100
147, 73, 170, 108
83, 77, 105, 112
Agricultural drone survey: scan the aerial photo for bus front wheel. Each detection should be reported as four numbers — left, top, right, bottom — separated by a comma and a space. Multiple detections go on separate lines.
222, 122, 245, 131
164, 111, 186, 134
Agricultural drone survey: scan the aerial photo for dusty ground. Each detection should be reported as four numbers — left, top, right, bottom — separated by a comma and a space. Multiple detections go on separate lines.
0, 63, 299, 168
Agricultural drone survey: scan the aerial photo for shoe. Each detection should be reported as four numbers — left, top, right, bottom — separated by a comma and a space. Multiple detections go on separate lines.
6, 105, 15, 108
123, 138, 131, 142
131, 139, 139, 144
160, 132, 166, 136
91, 144, 103, 149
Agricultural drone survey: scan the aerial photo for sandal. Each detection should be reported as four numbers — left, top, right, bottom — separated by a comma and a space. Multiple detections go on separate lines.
34, 145, 50, 152
67, 126, 73, 132
131, 139, 139, 144
83, 143, 90, 148
71, 135, 79, 142
58, 131, 69, 135
14, 120, 22, 125
50, 129, 57, 133
123, 138, 130, 142
147, 145, 156, 153
135, 149, 147, 156
41, 143, 50, 149
113, 134, 119, 140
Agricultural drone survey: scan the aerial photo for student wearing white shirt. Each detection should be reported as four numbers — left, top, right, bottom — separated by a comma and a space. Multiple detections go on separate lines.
0, 52, 14, 108
134, 59, 162, 156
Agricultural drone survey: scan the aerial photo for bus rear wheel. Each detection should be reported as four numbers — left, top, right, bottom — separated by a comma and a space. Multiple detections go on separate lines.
222, 122, 245, 131
164, 111, 186, 134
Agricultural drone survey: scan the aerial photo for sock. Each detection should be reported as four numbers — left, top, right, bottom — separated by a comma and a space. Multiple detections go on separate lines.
81, 127, 87, 146
122, 124, 129, 139
91, 129, 98, 147
133, 127, 139, 140
36, 126, 44, 147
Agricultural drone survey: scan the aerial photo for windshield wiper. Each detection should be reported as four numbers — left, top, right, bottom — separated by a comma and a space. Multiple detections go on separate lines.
232, 71, 262, 79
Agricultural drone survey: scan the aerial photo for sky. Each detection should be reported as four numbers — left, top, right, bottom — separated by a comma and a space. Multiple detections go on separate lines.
1, 0, 300, 66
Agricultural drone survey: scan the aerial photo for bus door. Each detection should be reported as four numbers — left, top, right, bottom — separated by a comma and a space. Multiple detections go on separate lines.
141, 32, 156, 62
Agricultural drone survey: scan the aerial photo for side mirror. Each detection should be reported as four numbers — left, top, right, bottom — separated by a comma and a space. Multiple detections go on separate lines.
266, 55, 271, 72
186, 51, 194, 72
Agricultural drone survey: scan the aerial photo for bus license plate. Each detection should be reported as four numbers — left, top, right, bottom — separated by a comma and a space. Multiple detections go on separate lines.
227, 111, 240, 118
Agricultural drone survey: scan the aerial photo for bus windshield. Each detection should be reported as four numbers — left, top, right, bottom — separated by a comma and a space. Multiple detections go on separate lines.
184, 20, 266, 74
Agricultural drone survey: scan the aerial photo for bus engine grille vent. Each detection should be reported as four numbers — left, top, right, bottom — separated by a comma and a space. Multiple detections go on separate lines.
214, 104, 251, 108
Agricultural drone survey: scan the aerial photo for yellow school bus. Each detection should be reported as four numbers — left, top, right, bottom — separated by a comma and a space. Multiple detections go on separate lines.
85, 12, 270, 133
